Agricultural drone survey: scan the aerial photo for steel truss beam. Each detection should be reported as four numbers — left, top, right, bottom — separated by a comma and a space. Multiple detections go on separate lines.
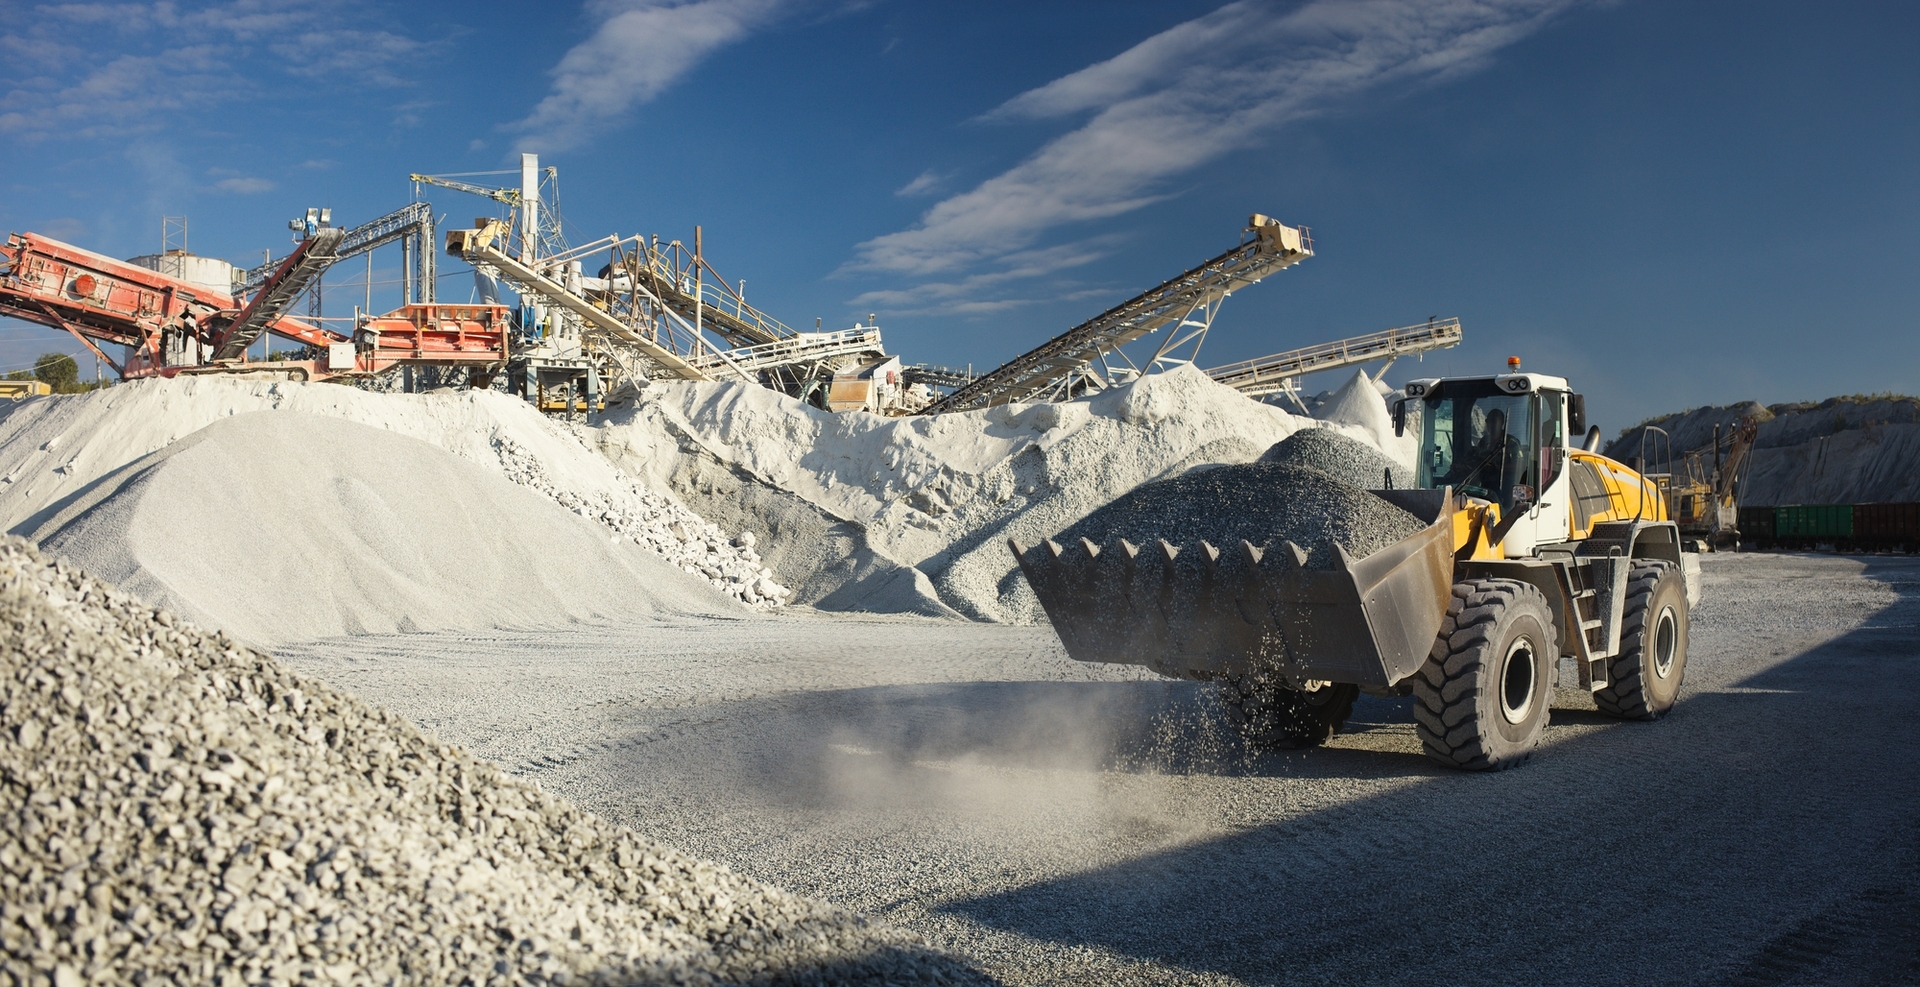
922, 216, 1311, 415
235, 201, 437, 308
1204, 317, 1464, 398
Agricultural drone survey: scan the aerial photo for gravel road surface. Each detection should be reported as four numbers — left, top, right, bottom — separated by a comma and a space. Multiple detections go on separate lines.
280, 554, 1920, 985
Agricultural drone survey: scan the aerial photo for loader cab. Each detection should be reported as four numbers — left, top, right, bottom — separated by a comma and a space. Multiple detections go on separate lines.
1401, 373, 1575, 555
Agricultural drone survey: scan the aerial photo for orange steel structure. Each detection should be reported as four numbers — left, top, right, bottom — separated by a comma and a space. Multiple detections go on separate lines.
0, 231, 506, 382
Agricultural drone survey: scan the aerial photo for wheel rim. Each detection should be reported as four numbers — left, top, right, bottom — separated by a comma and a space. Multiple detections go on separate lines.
1500, 636, 1537, 725
1653, 605, 1679, 679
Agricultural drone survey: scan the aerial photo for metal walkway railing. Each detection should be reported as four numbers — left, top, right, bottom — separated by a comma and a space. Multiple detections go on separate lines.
685, 328, 884, 375
1205, 317, 1463, 397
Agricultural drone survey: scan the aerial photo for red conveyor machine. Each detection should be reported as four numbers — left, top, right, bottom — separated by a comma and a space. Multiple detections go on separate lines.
0, 230, 508, 383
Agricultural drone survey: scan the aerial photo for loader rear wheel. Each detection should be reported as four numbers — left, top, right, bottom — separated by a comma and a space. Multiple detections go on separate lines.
1412, 578, 1557, 771
1222, 671, 1358, 749
1594, 561, 1688, 720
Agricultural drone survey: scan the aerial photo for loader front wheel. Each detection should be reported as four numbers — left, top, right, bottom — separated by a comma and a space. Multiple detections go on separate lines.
1594, 561, 1688, 720
1412, 578, 1557, 771
1222, 671, 1358, 749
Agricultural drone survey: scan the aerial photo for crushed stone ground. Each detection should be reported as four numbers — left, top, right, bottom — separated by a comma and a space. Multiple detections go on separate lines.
280, 555, 1920, 986
0, 538, 981, 986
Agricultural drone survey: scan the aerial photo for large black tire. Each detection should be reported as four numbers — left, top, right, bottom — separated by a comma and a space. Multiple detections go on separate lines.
1222, 671, 1359, 749
1412, 578, 1558, 771
1594, 561, 1688, 720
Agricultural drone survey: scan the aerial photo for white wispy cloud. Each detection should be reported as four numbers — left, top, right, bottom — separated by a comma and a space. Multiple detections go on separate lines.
0, 1, 429, 141
846, 238, 1124, 314
895, 169, 944, 197
850, 0, 1583, 282
508, 0, 796, 152
214, 177, 276, 194
271, 29, 429, 85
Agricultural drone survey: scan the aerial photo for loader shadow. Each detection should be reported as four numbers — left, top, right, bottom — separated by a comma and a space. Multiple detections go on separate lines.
590, 942, 1006, 987
1539, 705, 1624, 726
922, 557, 1920, 986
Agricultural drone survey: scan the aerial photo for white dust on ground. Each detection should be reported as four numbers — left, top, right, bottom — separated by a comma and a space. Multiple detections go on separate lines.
595, 365, 1410, 623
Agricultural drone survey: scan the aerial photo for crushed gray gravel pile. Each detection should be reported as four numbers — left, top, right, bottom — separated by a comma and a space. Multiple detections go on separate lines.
0, 538, 978, 986
1257, 427, 1411, 491
1054, 463, 1424, 569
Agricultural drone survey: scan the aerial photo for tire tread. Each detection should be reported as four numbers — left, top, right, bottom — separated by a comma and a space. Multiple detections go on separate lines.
1412, 577, 1554, 770
1594, 561, 1684, 720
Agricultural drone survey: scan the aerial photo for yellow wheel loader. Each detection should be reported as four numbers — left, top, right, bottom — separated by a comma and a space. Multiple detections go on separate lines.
1011, 361, 1701, 770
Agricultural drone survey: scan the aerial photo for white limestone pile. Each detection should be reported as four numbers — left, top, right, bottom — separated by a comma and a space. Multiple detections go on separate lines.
0, 538, 978, 985
0, 379, 790, 636
29, 413, 739, 647
595, 366, 1411, 623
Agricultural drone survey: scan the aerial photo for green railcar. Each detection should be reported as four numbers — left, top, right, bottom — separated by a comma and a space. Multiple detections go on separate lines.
1773, 505, 1854, 539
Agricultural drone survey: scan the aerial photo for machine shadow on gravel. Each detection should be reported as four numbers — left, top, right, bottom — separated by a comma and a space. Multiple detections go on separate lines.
925, 558, 1920, 986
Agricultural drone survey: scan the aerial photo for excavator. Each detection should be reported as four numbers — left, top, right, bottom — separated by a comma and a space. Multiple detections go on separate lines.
1666, 419, 1758, 552
1013, 357, 1702, 770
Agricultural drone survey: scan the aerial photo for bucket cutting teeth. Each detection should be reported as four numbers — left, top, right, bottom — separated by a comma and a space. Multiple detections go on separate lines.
1010, 492, 1457, 688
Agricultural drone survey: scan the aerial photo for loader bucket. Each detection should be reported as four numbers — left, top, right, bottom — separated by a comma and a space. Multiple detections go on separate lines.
1011, 491, 1457, 689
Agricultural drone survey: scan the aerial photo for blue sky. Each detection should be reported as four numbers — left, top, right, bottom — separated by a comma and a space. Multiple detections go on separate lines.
4, 0, 1915, 433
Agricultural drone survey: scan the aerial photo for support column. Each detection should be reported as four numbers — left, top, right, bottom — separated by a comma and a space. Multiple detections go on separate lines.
520, 154, 539, 264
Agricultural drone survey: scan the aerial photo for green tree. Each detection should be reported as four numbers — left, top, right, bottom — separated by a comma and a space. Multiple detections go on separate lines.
33, 353, 78, 390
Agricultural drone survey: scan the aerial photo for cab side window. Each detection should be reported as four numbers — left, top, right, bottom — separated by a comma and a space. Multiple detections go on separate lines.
1538, 392, 1566, 491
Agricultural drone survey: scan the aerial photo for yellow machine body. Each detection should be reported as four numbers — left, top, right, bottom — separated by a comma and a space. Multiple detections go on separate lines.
1451, 449, 1666, 561
1013, 364, 1700, 770
1016, 367, 1698, 694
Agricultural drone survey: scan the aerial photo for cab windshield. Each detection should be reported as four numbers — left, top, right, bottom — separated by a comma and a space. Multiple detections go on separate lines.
1417, 381, 1540, 510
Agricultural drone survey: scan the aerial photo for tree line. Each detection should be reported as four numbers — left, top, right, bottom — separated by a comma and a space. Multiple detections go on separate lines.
3, 353, 109, 393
